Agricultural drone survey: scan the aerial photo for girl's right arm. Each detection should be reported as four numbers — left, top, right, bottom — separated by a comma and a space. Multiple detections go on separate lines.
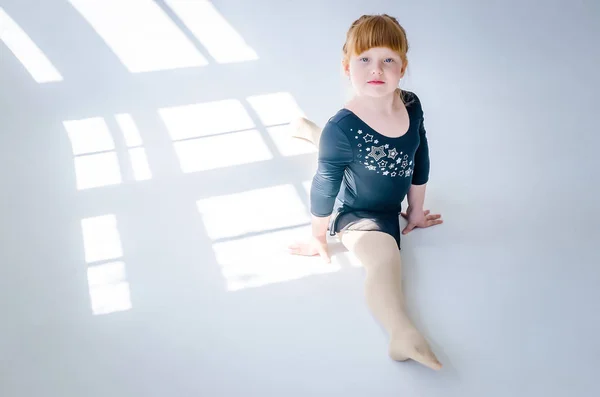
288, 120, 352, 263
311, 214, 331, 240
309, 121, 353, 237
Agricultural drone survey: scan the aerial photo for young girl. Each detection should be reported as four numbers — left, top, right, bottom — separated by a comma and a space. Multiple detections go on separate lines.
288, 14, 444, 370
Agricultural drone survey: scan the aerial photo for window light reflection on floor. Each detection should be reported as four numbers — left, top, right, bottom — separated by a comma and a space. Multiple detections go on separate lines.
196, 184, 311, 240
246, 92, 306, 126
68, 0, 208, 73
81, 215, 132, 315
173, 129, 273, 173
158, 99, 255, 141
115, 113, 152, 181
64, 117, 122, 190
87, 261, 132, 315
166, 0, 259, 63
0, 7, 63, 83
65, 114, 153, 188
212, 226, 342, 291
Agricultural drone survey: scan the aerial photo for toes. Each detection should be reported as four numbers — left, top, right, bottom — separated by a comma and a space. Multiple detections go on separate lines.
411, 346, 442, 370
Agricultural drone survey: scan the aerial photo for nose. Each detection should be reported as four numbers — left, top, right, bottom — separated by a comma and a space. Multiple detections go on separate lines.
371, 65, 383, 75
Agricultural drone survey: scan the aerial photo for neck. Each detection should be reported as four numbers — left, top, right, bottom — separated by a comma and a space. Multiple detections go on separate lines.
352, 90, 399, 115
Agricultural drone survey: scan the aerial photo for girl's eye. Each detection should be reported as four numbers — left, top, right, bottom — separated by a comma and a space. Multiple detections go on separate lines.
384, 58, 394, 63
360, 57, 369, 62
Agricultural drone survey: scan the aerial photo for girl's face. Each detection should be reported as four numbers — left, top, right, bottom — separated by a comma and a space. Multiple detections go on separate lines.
345, 46, 405, 98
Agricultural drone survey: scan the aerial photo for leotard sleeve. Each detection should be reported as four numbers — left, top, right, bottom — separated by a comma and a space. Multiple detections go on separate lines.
310, 121, 353, 217
411, 102, 430, 185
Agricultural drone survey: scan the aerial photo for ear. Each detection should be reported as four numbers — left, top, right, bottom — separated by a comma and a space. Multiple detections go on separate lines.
341, 59, 350, 76
399, 60, 407, 78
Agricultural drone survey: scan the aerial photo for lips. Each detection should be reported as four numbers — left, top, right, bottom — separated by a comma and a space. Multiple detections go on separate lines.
368, 80, 385, 85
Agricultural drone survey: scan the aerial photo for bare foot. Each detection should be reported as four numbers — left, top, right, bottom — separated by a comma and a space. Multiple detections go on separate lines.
388, 328, 442, 370
289, 117, 322, 147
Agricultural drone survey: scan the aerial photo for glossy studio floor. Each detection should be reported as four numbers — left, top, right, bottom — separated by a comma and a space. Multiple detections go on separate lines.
1, 1, 598, 396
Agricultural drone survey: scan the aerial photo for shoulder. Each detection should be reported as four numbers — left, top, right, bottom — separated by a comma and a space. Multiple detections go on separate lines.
400, 89, 424, 115
316, 109, 356, 155
323, 108, 359, 136
327, 108, 355, 127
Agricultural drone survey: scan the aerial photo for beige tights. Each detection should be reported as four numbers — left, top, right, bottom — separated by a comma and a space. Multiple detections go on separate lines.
339, 231, 442, 370
291, 117, 442, 370
290, 117, 324, 148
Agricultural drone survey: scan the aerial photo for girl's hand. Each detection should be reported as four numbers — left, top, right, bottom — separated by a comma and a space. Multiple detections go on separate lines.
288, 236, 331, 263
401, 208, 443, 235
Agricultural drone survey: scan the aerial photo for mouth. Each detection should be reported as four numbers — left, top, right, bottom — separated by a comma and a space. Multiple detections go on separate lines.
368, 80, 385, 85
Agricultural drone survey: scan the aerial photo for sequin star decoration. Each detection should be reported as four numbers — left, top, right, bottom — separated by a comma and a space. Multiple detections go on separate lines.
378, 160, 388, 168
383, 170, 390, 176
367, 145, 386, 161
363, 134, 374, 143
391, 172, 397, 177
388, 148, 398, 159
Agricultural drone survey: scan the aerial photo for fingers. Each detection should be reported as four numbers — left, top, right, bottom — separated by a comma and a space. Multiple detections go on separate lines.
317, 245, 331, 263
287, 243, 299, 254
427, 219, 443, 226
402, 223, 416, 235
287, 246, 302, 255
287, 242, 311, 256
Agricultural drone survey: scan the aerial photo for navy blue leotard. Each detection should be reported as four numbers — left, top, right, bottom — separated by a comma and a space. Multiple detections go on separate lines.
310, 90, 430, 249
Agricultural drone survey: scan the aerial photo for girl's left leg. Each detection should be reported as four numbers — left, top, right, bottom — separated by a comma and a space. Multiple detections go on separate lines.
339, 230, 442, 370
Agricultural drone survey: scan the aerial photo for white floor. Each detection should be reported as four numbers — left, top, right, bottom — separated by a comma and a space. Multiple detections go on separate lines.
1, 1, 599, 396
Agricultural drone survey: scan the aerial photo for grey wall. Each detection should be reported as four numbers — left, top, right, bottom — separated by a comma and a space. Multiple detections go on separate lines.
1, 0, 598, 396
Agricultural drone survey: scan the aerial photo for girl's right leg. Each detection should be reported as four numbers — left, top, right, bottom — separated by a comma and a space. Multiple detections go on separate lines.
339, 230, 442, 370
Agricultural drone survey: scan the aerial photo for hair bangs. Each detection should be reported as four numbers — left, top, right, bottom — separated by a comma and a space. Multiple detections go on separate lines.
347, 16, 407, 57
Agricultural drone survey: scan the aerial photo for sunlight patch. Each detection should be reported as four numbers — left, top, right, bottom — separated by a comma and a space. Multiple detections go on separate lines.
0, 7, 63, 83
74, 152, 122, 190
65, 117, 115, 155
128, 147, 152, 181
266, 125, 317, 156
166, 0, 258, 63
302, 179, 312, 198
114, 113, 152, 181
115, 113, 143, 147
81, 215, 123, 263
197, 184, 310, 240
81, 216, 132, 315
65, 116, 122, 190
159, 99, 255, 140
212, 226, 341, 291
68, 0, 208, 73
87, 262, 132, 315
246, 92, 306, 126
173, 129, 272, 173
